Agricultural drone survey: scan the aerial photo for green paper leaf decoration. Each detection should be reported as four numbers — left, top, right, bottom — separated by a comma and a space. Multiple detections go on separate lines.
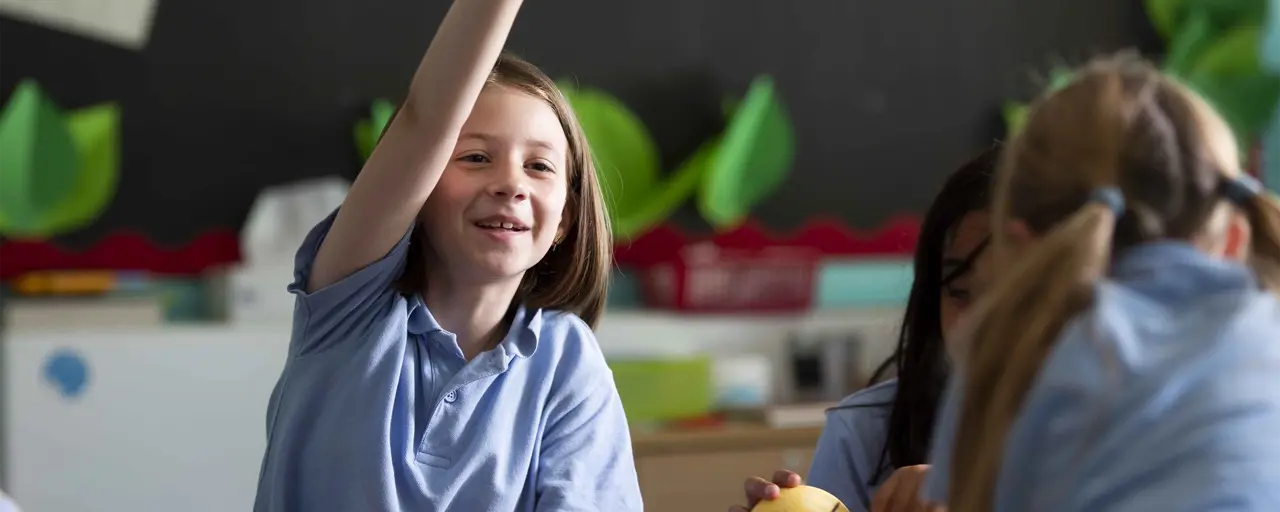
1003, 102, 1031, 136
1167, 10, 1223, 75
0, 80, 119, 240
614, 136, 719, 241
699, 76, 796, 230
1182, 23, 1280, 152
559, 81, 663, 238
355, 99, 397, 162
354, 119, 372, 160
1046, 67, 1077, 90
1146, 0, 1192, 40
41, 103, 122, 235
1188, 0, 1268, 28
1008, 0, 1276, 152
1188, 23, 1267, 78
1191, 75, 1280, 152
1148, 0, 1267, 41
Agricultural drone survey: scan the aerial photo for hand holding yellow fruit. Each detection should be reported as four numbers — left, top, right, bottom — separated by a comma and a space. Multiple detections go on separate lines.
751, 485, 849, 512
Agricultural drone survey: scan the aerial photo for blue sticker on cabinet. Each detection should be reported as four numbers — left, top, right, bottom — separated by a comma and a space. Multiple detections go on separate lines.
43, 349, 90, 399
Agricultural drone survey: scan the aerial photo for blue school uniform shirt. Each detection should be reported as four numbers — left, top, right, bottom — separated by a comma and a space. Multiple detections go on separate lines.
923, 242, 1280, 511
253, 210, 643, 512
807, 379, 897, 511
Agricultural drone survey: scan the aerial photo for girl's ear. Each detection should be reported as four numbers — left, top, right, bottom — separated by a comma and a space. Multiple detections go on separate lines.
555, 211, 570, 244
1222, 211, 1251, 262
557, 198, 576, 243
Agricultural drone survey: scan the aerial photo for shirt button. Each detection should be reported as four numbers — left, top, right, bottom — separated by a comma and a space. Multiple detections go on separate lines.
444, 390, 458, 403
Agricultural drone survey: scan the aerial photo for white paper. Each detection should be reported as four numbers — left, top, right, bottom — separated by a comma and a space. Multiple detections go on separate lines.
241, 176, 350, 266
0, 0, 159, 50
226, 176, 349, 324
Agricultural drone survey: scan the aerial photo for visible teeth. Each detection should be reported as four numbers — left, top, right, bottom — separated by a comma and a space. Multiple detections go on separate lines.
478, 221, 522, 230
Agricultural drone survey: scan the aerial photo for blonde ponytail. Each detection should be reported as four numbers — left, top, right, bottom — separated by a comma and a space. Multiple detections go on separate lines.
943, 52, 1259, 511
948, 201, 1119, 512
1242, 190, 1280, 295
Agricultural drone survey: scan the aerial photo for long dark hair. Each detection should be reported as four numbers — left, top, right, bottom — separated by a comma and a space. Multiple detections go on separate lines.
843, 145, 999, 483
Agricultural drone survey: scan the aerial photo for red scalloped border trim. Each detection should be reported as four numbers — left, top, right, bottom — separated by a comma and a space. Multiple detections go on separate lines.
0, 216, 920, 279
613, 216, 921, 266
0, 230, 242, 279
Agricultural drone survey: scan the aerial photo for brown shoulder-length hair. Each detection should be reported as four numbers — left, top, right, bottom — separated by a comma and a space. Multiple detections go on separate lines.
948, 52, 1280, 512
392, 52, 613, 328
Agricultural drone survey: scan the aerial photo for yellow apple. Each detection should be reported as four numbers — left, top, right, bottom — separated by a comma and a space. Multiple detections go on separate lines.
751, 485, 849, 512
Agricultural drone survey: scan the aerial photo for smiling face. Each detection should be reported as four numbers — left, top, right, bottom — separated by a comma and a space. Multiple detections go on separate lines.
420, 85, 571, 285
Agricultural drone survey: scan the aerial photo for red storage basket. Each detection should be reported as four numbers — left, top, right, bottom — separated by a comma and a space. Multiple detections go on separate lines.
636, 242, 819, 313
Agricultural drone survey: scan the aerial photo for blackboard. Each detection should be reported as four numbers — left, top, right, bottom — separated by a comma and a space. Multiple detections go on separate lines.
1, 0, 1160, 251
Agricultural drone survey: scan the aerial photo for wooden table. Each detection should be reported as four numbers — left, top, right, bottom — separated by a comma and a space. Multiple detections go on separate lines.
632, 425, 824, 510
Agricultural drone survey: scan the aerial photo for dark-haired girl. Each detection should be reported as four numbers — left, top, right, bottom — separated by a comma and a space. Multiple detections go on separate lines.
731, 145, 999, 512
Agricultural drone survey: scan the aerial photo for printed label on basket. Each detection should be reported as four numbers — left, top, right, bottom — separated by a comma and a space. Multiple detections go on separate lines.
642, 244, 820, 312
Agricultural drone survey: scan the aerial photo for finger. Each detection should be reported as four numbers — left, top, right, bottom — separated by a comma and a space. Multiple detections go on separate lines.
888, 486, 912, 512
870, 471, 900, 512
895, 474, 924, 512
771, 470, 803, 487
901, 467, 930, 512
744, 476, 780, 506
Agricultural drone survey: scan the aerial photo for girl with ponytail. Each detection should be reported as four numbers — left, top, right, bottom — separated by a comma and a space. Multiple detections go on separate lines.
923, 52, 1280, 511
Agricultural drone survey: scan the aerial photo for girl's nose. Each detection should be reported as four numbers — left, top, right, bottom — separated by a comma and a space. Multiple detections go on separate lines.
487, 169, 530, 201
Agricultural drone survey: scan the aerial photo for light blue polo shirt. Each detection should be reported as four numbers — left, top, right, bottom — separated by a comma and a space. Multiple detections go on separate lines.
807, 379, 897, 511
253, 210, 643, 511
924, 242, 1280, 510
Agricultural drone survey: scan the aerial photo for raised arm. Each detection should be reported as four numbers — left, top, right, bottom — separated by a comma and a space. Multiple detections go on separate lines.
307, 0, 525, 291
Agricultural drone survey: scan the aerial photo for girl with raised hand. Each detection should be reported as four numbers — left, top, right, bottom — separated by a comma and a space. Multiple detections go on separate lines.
253, 1, 641, 510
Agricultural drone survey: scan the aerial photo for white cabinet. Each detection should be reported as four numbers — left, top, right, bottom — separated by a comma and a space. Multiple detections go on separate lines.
3, 327, 287, 512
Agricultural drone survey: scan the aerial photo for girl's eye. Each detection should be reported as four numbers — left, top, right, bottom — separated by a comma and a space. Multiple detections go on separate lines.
527, 161, 554, 173
459, 154, 489, 163
945, 286, 972, 303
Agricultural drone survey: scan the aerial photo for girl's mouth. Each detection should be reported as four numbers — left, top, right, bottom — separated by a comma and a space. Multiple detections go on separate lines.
474, 221, 529, 232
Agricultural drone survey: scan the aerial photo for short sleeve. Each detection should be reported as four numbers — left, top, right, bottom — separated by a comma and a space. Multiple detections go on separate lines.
807, 411, 877, 511
286, 208, 413, 356
534, 316, 642, 511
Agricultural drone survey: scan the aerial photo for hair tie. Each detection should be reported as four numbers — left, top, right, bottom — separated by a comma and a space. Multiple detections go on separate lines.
1220, 174, 1263, 206
1088, 187, 1126, 217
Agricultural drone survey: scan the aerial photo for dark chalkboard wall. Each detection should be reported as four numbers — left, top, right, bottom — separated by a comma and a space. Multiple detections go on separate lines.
0, 0, 1159, 248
